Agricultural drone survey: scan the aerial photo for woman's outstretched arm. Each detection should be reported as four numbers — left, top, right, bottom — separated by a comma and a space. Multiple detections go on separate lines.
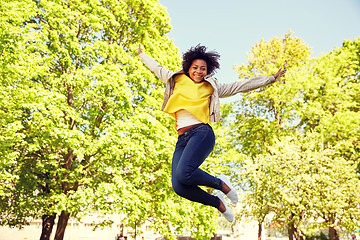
216, 67, 287, 98
137, 44, 176, 83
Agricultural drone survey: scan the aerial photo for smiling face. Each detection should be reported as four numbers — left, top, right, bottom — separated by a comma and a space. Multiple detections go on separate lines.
188, 59, 207, 83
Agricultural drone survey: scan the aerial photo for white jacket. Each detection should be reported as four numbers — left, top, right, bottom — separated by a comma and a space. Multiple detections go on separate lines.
139, 52, 276, 122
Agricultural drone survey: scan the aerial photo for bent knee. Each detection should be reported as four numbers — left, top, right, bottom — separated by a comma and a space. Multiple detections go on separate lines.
175, 170, 193, 185
172, 182, 187, 198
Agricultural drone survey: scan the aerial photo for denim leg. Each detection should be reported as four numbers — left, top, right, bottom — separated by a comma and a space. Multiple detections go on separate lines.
171, 124, 222, 208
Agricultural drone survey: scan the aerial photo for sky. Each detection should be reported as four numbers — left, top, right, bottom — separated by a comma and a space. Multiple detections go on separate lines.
157, 0, 360, 86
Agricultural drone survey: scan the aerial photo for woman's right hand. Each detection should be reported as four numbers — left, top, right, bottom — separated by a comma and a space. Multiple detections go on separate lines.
138, 44, 142, 55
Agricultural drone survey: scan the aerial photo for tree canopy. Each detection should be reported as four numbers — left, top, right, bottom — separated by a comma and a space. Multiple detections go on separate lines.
227, 33, 360, 240
0, 0, 218, 240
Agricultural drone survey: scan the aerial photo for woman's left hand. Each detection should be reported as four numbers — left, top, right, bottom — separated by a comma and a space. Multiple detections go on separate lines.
274, 67, 287, 81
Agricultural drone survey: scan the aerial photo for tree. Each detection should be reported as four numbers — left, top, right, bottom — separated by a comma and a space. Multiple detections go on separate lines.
240, 132, 360, 240
228, 33, 360, 239
232, 31, 311, 158
230, 31, 311, 239
295, 37, 360, 168
289, 36, 360, 239
0, 1, 218, 240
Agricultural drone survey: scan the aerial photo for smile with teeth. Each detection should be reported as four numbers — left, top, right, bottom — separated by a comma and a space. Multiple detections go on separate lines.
188, 59, 207, 82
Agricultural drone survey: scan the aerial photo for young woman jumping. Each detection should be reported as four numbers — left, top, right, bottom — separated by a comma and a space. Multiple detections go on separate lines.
138, 44, 286, 222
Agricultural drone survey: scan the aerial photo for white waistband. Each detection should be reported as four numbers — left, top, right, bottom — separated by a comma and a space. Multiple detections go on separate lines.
176, 109, 202, 130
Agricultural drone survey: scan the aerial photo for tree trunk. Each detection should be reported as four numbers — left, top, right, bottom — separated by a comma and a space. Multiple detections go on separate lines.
293, 226, 303, 240
258, 222, 262, 240
329, 226, 339, 240
54, 211, 70, 240
328, 216, 339, 240
288, 223, 294, 240
287, 212, 304, 240
40, 214, 56, 240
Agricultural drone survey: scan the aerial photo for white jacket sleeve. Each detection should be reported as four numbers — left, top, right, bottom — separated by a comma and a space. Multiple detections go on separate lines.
139, 52, 176, 83
217, 76, 276, 98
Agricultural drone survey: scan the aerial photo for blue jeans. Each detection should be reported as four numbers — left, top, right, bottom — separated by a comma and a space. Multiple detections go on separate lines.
171, 124, 222, 209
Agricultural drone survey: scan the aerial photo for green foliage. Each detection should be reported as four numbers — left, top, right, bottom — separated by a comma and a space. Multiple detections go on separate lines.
240, 133, 360, 235
223, 32, 360, 238
295, 37, 360, 165
231, 31, 312, 158
0, 0, 217, 239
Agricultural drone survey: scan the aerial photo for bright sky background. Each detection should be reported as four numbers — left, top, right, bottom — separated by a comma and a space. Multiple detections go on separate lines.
158, 0, 360, 87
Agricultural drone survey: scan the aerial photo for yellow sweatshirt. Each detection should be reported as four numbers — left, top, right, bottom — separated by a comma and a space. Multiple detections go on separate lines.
163, 74, 213, 124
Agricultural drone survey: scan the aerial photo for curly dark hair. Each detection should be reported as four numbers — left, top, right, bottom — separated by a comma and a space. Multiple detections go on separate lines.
182, 45, 220, 75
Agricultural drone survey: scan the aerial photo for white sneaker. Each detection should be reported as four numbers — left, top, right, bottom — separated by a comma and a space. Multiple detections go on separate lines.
219, 174, 238, 204
216, 192, 234, 222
